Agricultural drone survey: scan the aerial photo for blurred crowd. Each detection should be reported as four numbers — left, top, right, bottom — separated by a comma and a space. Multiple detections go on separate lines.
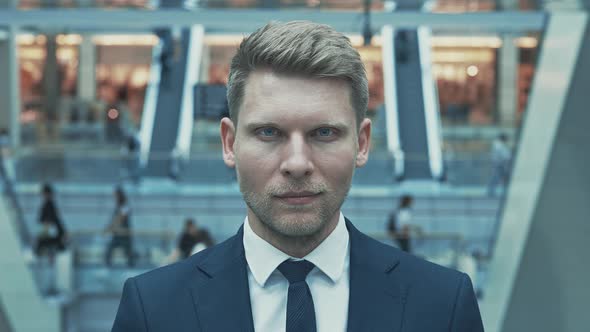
32, 182, 215, 295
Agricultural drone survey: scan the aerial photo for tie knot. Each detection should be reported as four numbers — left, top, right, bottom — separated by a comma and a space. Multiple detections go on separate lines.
278, 260, 315, 284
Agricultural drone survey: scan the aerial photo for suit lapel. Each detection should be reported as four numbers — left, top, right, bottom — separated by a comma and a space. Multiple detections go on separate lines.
189, 226, 255, 332
187, 220, 407, 332
346, 219, 408, 332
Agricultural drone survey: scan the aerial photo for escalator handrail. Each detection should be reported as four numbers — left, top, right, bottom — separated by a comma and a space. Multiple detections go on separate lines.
0, 155, 32, 246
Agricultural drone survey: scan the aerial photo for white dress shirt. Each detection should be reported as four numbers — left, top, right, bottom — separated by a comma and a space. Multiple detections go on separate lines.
243, 212, 350, 332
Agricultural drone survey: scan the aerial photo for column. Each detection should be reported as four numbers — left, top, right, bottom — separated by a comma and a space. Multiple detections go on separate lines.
0, 0, 20, 147
41, 33, 60, 142
545, 0, 584, 10
77, 33, 96, 102
482, 12, 590, 332
497, 33, 518, 127
0, 26, 21, 148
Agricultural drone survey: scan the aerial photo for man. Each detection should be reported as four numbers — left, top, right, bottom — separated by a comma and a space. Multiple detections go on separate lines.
35, 183, 67, 257
112, 21, 484, 332
105, 187, 135, 267
387, 195, 417, 253
177, 218, 215, 259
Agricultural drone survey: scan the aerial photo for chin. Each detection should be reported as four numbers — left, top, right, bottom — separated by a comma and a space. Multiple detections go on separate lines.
267, 213, 329, 238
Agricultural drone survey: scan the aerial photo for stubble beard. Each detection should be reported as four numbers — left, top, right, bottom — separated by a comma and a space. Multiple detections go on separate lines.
240, 179, 351, 240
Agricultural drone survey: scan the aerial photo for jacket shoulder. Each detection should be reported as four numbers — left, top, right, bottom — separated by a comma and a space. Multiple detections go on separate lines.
359, 230, 466, 285
130, 233, 239, 290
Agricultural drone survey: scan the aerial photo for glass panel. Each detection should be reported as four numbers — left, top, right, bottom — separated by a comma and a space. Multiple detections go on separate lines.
18, 33, 154, 147
95, 36, 155, 129
433, 42, 498, 127
18, 33, 49, 145
432, 32, 540, 186
15, 32, 154, 183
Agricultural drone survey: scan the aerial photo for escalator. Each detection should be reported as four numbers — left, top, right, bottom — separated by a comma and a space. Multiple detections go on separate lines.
394, 29, 432, 179
0, 164, 59, 332
382, 26, 444, 182
141, 26, 203, 178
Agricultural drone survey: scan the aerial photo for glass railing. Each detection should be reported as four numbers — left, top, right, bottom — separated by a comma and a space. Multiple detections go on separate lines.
69, 230, 176, 267
64, 229, 487, 296
11, 176, 499, 297
20, 96, 140, 147
12, 141, 514, 188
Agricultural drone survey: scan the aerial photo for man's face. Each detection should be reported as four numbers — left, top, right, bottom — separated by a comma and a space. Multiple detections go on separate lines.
221, 70, 371, 238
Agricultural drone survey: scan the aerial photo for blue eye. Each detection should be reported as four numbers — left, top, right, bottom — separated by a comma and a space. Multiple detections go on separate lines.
257, 127, 279, 137
316, 127, 334, 137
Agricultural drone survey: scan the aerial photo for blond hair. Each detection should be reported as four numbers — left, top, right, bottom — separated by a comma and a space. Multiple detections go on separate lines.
227, 21, 368, 127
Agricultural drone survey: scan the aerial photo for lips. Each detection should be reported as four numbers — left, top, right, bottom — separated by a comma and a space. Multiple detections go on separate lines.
275, 191, 321, 205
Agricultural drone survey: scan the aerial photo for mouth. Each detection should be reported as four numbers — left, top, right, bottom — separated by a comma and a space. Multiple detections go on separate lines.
275, 191, 322, 205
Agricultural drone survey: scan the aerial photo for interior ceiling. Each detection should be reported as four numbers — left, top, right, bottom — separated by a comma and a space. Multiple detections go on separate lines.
13, 0, 544, 10
17, 0, 590, 10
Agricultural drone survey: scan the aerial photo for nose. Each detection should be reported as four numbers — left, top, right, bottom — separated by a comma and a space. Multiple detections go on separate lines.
279, 133, 314, 179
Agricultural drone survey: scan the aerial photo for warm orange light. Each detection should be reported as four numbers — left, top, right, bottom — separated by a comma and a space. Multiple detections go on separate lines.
17, 34, 36, 45
130, 68, 150, 87
432, 50, 494, 63
432, 36, 502, 48
92, 34, 158, 46
35, 35, 47, 44
516, 37, 538, 48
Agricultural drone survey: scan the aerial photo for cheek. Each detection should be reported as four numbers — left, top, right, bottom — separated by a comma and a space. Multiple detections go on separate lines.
313, 148, 356, 183
235, 143, 279, 184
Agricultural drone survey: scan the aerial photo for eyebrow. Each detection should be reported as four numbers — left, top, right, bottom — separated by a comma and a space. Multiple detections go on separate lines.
243, 121, 350, 133
243, 122, 281, 132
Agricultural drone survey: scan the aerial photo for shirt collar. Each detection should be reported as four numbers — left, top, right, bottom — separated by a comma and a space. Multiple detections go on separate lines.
243, 212, 349, 287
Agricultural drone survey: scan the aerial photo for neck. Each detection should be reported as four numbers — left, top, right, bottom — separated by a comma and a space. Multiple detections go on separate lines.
248, 212, 340, 258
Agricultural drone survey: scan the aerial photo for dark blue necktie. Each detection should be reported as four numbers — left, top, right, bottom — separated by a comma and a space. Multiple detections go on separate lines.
277, 259, 317, 332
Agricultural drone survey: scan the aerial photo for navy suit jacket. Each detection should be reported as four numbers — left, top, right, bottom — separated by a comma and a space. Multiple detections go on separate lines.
112, 219, 484, 331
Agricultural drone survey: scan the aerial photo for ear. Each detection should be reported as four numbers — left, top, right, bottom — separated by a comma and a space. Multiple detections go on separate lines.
220, 117, 237, 168
355, 118, 371, 168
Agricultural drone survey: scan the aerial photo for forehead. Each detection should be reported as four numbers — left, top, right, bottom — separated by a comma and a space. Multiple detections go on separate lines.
239, 70, 354, 126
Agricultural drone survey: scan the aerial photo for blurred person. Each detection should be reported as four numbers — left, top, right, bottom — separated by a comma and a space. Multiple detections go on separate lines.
113, 21, 483, 332
104, 187, 135, 267
178, 218, 214, 259
488, 133, 512, 196
161, 218, 215, 266
168, 146, 182, 181
35, 183, 68, 295
387, 194, 417, 253
121, 129, 141, 183
35, 183, 68, 257
193, 221, 214, 253
177, 218, 199, 259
